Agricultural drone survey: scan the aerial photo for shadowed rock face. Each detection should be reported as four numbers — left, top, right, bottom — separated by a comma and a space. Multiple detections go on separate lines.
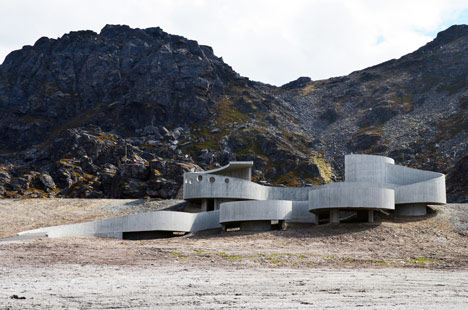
447, 153, 468, 202
0, 24, 467, 200
0, 25, 237, 150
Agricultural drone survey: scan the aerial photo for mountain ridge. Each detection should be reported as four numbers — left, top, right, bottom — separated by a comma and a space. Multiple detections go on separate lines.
0, 24, 466, 201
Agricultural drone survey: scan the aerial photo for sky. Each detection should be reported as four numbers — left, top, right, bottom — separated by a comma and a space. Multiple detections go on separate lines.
1, 0, 468, 86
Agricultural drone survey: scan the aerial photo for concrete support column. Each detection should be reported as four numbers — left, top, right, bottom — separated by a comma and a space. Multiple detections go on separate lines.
214, 199, 220, 210
368, 209, 374, 223
201, 199, 207, 211
330, 209, 340, 224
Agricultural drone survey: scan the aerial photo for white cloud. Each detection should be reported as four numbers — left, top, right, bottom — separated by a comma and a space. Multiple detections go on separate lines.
0, 0, 467, 85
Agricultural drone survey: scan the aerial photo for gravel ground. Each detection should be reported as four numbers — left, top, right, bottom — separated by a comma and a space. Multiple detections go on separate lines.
1, 264, 467, 309
0, 200, 467, 309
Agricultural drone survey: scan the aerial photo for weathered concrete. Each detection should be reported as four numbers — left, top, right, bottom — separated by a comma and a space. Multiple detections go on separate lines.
183, 172, 313, 201
368, 210, 374, 223
345, 154, 446, 210
308, 182, 395, 213
219, 200, 317, 225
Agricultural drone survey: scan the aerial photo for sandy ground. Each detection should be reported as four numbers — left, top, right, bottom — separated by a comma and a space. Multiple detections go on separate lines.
1, 265, 467, 309
0, 199, 467, 308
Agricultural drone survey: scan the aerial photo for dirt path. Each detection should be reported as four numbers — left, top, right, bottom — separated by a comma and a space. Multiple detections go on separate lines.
1, 264, 467, 309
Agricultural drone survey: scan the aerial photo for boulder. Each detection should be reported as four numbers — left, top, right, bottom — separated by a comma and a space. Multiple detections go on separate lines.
38, 173, 56, 192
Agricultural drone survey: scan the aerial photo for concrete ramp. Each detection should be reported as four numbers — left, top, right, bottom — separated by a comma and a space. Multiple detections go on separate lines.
18, 210, 221, 239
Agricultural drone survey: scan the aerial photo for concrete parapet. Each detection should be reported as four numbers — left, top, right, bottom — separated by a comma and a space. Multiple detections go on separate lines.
345, 154, 446, 213
345, 154, 394, 184
219, 200, 317, 225
308, 182, 395, 213
183, 173, 314, 201
395, 177, 446, 205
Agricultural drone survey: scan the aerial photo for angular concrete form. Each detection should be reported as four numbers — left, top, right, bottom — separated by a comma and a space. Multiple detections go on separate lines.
17, 154, 446, 238
19, 210, 221, 239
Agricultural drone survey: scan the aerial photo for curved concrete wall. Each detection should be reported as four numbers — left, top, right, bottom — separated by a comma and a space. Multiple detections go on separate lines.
386, 164, 443, 185
345, 154, 394, 184
184, 173, 267, 200
183, 173, 314, 201
345, 154, 446, 205
308, 182, 395, 212
395, 177, 446, 204
219, 200, 317, 224
19, 210, 221, 239
220, 200, 292, 223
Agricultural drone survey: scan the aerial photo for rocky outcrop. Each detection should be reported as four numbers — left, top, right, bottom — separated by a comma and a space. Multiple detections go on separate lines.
447, 153, 468, 202
0, 25, 237, 151
0, 24, 467, 200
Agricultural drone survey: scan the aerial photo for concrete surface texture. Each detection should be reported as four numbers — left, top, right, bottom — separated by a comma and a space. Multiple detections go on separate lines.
219, 200, 317, 225
16, 154, 446, 238
345, 154, 446, 215
19, 210, 220, 238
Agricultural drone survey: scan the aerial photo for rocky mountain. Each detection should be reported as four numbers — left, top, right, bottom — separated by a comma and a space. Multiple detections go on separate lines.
0, 24, 466, 201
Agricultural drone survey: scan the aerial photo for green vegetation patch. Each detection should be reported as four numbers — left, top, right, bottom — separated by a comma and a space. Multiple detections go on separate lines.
405, 257, 446, 264
311, 155, 333, 184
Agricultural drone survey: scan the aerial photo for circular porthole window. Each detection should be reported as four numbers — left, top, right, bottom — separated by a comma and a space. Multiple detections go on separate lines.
197, 175, 203, 182
209, 176, 215, 183
225, 178, 230, 183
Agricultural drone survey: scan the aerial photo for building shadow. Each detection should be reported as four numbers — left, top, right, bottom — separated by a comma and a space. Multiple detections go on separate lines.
187, 221, 379, 239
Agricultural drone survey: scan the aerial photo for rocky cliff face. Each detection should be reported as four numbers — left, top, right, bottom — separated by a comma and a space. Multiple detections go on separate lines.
0, 24, 466, 201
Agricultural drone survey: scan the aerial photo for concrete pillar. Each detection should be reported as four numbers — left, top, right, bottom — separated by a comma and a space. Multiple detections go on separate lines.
368, 209, 374, 223
201, 199, 207, 211
330, 209, 340, 224
214, 199, 220, 210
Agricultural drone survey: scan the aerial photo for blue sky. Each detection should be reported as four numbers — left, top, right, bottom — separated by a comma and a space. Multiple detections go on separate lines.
418, 8, 468, 37
1, 0, 467, 86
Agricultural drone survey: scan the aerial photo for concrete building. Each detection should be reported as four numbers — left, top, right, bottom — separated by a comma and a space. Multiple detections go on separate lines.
18, 154, 446, 239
